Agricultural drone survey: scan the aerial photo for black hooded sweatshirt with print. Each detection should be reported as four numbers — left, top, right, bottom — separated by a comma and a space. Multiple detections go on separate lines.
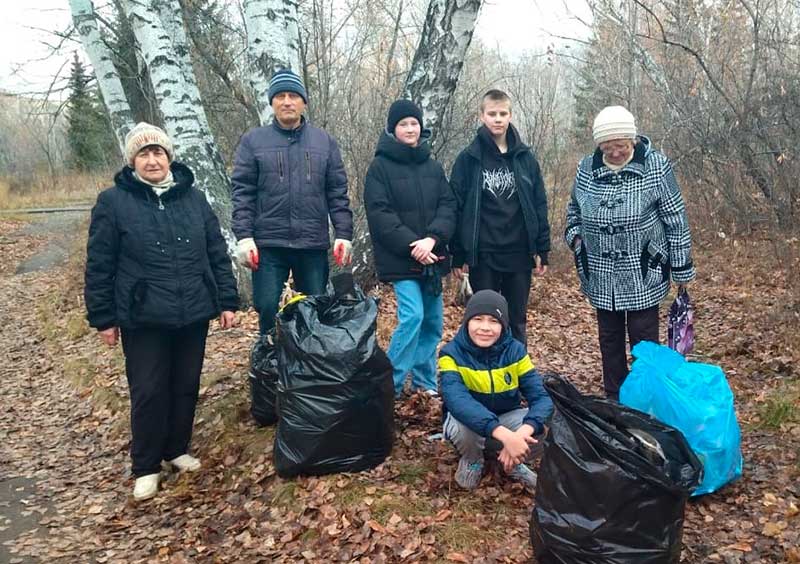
449, 124, 550, 271
476, 125, 531, 271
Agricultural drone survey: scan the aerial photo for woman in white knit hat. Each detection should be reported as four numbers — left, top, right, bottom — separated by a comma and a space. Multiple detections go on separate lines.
84, 123, 239, 500
565, 106, 695, 399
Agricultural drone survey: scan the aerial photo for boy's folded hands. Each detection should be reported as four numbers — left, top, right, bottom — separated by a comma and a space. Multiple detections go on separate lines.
493, 424, 539, 472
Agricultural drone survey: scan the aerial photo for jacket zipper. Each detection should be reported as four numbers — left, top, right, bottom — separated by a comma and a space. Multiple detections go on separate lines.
278, 152, 284, 181
160, 198, 185, 326
305, 151, 311, 182
413, 165, 427, 243
286, 149, 293, 243
471, 171, 481, 264
486, 351, 496, 411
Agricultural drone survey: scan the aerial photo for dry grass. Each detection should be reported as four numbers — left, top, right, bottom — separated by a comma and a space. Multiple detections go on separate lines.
0, 170, 111, 210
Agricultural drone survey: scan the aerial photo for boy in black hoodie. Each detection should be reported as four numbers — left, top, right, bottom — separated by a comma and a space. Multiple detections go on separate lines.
450, 90, 550, 345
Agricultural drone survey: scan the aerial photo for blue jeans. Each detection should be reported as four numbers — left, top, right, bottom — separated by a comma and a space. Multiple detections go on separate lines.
252, 247, 329, 334
388, 279, 443, 395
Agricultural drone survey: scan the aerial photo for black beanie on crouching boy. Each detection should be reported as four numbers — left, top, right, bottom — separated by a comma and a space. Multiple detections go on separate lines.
464, 290, 509, 330
386, 99, 424, 134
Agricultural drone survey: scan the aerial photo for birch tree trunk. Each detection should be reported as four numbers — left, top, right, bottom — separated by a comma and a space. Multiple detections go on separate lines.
243, 0, 302, 123
69, 0, 134, 153
404, 0, 483, 150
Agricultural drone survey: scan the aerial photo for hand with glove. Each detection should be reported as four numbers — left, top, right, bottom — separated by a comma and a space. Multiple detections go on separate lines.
333, 239, 352, 266
236, 238, 259, 271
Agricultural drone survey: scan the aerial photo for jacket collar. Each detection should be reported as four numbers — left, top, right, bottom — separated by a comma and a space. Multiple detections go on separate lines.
115, 162, 194, 200
464, 123, 529, 161
271, 115, 307, 142
591, 135, 652, 179
374, 129, 432, 164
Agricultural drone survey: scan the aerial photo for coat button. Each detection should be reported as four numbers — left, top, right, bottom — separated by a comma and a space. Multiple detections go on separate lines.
177, 236, 182, 241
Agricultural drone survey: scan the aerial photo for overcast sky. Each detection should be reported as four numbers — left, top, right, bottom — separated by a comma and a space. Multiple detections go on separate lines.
0, 0, 592, 96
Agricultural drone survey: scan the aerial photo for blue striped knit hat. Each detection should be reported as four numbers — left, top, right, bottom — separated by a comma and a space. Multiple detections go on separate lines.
268, 69, 308, 104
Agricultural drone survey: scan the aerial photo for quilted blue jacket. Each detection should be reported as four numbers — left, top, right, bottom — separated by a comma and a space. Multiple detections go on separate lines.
439, 325, 553, 438
231, 118, 353, 249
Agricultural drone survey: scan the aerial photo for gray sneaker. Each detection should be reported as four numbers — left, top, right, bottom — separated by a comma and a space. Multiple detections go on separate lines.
454, 456, 484, 490
508, 463, 538, 491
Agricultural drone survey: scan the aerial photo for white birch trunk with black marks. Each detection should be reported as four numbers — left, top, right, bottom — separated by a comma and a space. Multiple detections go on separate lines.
243, 0, 302, 123
123, 0, 242, 282
404, 0, 483, 150
69, 0, 134, 153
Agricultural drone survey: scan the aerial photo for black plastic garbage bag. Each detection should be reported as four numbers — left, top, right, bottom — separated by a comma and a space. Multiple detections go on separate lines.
249, 331, 279, 426
273, 273, 394, 478
531, 375, 703, 564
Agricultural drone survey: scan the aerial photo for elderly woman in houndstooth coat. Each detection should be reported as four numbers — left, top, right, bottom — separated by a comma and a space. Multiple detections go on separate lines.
565, 106, 696, 400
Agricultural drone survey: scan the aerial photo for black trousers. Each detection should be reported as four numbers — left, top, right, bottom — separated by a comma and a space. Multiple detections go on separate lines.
596, 306, 659, 400
469, 265, 532, 344
121, 321, 209, 477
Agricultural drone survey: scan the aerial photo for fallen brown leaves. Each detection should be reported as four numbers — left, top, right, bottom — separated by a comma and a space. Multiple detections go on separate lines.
0, 218, 798, 563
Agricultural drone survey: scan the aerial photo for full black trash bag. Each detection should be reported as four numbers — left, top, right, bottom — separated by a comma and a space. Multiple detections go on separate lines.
273, 273, 394, 478
248, 331, 279, 426
531, 375, 703, 564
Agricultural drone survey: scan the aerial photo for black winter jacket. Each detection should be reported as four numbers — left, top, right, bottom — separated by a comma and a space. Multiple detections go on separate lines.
364, 131, 457, 282
450, 125, 551, 268
231, 118, 353, 249
85, 163, 239, 331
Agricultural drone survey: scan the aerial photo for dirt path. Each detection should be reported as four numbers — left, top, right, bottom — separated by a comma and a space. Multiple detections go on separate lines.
0, 211, 106, 563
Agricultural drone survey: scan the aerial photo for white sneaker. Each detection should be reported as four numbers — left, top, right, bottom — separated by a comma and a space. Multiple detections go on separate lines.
133, 473, 159, 501
168, 454, 202, 472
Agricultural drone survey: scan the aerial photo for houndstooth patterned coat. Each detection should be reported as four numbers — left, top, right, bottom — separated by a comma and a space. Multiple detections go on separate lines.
565, 136, 695, 311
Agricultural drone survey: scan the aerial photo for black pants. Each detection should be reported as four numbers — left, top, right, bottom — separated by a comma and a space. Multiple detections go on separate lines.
469, 265, 532, 344
121, 321, 209, 477
596, 306, 659, 400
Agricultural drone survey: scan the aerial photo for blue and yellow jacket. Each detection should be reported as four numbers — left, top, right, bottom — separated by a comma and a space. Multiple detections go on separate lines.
439, 325, 553, 438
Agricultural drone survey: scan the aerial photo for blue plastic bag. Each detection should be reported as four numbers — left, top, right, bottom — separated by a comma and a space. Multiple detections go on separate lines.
621, 341, 742, 496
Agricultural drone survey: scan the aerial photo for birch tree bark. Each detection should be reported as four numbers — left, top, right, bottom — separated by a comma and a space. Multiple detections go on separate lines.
69, 0, 134, 153
404, 0, 483, 150
243, 0, 302, 123
122, 0, 232, 228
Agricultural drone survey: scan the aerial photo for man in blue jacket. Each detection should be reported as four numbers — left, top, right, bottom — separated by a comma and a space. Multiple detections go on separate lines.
439, 290, 553, 491
231, 69, 354, 334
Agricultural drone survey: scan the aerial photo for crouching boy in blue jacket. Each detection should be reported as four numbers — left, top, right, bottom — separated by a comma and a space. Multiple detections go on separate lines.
439, 290, 553, 490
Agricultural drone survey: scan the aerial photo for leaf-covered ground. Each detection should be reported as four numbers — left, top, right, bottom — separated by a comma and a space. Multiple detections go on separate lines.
1, 215, 798, 563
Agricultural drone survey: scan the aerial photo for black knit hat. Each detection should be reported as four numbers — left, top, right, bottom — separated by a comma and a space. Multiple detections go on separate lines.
464, 289, 509, 330
387, 99, 423, 134
268, 68, 308, 104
